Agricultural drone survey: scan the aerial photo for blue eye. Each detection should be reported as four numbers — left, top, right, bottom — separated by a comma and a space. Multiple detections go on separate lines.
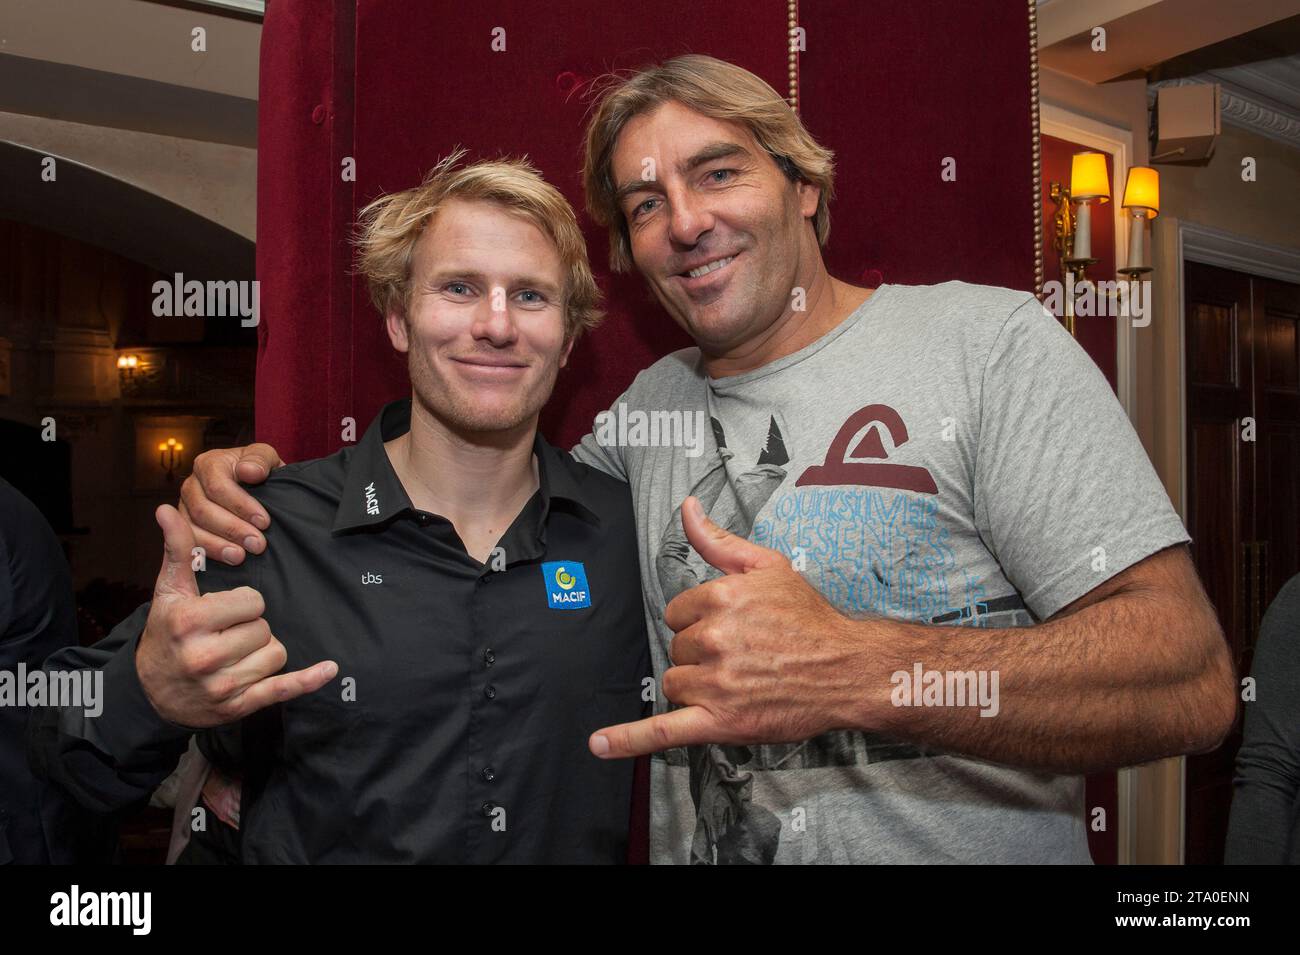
518, 290, 545, 304
708, 169, 732, 184
446, 283, 470, 295
634, 197, 659, 219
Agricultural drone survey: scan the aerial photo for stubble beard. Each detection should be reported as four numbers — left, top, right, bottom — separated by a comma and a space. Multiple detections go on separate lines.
407, 347, 561, 438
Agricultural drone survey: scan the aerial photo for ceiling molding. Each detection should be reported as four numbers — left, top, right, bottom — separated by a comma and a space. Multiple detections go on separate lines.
0, 139, 254, 280
137, 0, 264, 19
1149, 75, 1300, 151
0, 53, 257, 148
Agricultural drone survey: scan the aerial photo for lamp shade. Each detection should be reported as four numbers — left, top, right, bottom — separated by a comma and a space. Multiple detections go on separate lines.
1122, 165, 1159, 218
1070, 152, 1110, 202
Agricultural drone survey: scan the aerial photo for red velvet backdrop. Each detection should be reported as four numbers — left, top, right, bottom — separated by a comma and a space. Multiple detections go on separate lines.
254, 0, 1043, 863
255, 0, 1039, 458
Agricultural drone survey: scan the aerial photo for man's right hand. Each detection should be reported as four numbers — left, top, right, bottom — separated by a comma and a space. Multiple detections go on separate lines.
180, 443, 283, 565
137, 504, 337, 728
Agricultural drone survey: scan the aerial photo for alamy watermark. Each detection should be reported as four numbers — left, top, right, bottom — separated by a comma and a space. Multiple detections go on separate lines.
593, 402, 707, 458
890, 662, 1000, 717
1041, 276, 1151, 328
0, 665, 103, 717
50, 885, 150, 935
152, 272, 260, 327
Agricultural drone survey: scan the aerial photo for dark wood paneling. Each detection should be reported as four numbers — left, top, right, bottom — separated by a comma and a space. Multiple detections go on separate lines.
1189, 420, 1244, 654
1256, 277, 1300, 615
1189, 302, 1237, 388
1184, 260, 1300, 864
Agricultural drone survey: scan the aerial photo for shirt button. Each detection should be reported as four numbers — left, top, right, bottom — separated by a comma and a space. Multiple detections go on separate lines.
481, 766, 496, 783
484, 684, 497, 700
483, 648, 496, 667
481, 801, 496, 818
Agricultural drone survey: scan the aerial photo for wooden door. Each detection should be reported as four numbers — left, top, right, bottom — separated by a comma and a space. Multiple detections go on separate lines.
1254, 277, 1300, 616
1184, 260, 1300, 864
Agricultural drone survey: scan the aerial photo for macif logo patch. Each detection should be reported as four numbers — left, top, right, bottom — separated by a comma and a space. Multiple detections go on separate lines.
541, 561, 591, 610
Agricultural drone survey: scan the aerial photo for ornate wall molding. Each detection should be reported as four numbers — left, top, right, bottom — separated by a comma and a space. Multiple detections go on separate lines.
1148, 76, 1300, 152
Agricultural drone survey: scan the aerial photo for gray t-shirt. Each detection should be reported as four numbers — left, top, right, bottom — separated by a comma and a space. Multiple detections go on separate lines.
572, 280, 1190, 864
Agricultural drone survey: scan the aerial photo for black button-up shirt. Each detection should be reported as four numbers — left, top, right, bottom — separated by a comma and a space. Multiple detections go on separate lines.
31, 400, 649, 863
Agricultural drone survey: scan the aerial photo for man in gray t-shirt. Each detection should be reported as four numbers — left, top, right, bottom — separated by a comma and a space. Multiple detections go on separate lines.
169, 55, 1237, 864
573, 280, 1190, 863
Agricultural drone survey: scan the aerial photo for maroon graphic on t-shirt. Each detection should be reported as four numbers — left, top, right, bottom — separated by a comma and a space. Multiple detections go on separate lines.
796, 404, 938, 494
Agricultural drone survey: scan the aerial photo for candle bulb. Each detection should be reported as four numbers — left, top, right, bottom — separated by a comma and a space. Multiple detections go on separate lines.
1075, 200, 1093, 261
1121, 166, 1159, 274
1069, 152, 1110, 264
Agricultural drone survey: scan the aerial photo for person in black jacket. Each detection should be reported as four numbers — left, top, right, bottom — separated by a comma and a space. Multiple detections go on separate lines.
1226, 572, 1300, 863
1, 477, 113, 863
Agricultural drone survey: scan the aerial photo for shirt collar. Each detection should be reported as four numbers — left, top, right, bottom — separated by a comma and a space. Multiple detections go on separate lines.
332, 398, 600, 534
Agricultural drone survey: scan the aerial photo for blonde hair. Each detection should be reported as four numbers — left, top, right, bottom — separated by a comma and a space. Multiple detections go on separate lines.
583, 54, 836, 272
353, 148, 603, 341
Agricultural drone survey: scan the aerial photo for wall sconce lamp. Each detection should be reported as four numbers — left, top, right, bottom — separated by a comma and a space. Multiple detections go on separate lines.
1050, 154, 1159, 336
1118, 165, 1160, 277
159, 437, 185, 482
117, 354, 140, 378
1051, 152, 1110, 289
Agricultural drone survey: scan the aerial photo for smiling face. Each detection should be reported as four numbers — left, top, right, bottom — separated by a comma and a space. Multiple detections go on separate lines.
386, 198, 572, 437
611, 100, 822, 355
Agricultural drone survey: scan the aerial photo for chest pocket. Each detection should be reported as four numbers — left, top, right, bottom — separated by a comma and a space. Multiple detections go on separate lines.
281, 689, 369, 771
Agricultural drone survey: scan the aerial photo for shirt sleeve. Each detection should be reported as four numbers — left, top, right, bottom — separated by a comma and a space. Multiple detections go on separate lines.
2, 481, 87, 859
569, 382, 633, 482
1225, 574, 1300, 864
26, 600, 189, 814
973, 295, 1191, 620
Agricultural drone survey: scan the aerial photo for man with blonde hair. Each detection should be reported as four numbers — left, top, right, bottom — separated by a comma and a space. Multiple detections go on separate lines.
152, 55, 1233, 865
30, 152, 649, 863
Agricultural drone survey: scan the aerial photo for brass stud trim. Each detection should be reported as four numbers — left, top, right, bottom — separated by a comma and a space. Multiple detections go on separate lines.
788, 0, 799, 111
1029, 0, 1044, 299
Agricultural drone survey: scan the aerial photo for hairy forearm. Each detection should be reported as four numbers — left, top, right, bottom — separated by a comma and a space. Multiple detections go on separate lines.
848, 586, 1236, 774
